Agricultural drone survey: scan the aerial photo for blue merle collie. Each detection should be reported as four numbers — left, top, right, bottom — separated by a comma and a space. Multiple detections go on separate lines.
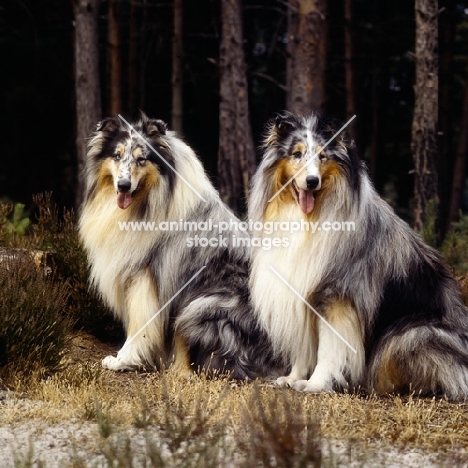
249, 110, 468, 399
78, 112, 278, 379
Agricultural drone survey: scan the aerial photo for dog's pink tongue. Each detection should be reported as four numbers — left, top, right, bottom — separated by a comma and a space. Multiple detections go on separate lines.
298, 189, 315, 214
117, 192, 133, 209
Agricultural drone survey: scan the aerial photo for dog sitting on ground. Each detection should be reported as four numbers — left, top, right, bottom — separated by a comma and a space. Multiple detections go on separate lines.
248, 110, 468, 400
79, 112, 280, 379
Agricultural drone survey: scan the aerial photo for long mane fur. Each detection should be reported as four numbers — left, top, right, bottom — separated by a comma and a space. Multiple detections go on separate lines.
79, 112, 279, 379
249, 111, 468, 399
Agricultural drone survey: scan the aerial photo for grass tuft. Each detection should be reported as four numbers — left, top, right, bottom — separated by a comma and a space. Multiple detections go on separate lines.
239, 384, 322, 467
93, 397, 115, 439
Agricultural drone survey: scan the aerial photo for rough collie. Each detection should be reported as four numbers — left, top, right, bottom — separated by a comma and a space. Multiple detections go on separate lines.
78, 112, 278, 379
249, 110, 468, 399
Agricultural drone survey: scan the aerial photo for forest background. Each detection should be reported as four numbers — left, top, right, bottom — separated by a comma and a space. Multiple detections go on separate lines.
1, 0, 468, 242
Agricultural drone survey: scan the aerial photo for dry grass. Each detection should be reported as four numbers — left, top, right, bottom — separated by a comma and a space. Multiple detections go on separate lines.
2, 332, 468, 466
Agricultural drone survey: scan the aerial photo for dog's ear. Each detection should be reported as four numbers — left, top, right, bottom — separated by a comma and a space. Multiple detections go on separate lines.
320, 117, 356, 153
146, 119, 167, 136
263, 111, 299, 147
137, 111, 167, 136
96, 117, 119, 133
274, 111, 298, 134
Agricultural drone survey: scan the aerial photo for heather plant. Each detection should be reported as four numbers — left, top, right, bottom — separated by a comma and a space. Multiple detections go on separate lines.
30, 193, 122, 341
0, 261, 71, 382
0, 193, 122, 386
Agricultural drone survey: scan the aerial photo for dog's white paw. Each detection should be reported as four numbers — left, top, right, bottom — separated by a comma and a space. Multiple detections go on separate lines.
275, 376, 299, 388
292, 379, 334, 393
102, 355, 132, 371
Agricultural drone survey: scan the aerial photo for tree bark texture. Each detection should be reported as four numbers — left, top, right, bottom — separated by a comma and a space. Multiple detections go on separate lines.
286, 0, 327, 114
73, 0, 102, 209
171, 0, 183, 132
411, 0, 439, 232
369, 2, 387, 194
218, 0, 255, 215
107, 0, 123, 115
128, 0, 142, 112
344, 0, 356, 119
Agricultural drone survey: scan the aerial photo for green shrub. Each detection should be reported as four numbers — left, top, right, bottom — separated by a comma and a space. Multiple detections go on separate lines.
442, 214, 468, 275
6, 203, 30, 237
418, 199, 438, 248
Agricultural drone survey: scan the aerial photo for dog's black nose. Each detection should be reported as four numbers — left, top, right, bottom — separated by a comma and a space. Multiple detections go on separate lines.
117, 179, 131, 192
306, 175, 320, 190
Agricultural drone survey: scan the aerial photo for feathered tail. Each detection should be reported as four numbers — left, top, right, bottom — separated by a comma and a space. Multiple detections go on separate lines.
176, 303, 285, 380
368, 323, 468, 400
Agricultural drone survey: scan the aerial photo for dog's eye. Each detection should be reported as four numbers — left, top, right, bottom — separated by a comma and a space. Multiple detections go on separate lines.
114, 153, 121, 161
136, 157, 146, 166
319, 152, 328, 163
293, 151, 302, 159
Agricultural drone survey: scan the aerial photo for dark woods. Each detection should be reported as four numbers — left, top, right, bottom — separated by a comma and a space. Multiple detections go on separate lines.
1, 0, 468, 240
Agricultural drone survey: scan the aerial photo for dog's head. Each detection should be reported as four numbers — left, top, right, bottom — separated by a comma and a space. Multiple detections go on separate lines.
87, 112, 174, 209
261, 111, 359, 215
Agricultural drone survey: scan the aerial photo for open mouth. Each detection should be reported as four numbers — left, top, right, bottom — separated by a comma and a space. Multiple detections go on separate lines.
116, 190, 135, 210
292, 181, 315, 214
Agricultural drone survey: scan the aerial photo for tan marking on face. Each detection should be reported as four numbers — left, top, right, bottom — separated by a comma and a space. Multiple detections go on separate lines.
115, 144, 125, 157
133, 147, 143, 158
129, 163, 160, 206
320, 160, 341, 188
291, 142, 306, 157
96, 159, 115, 192
304, 160, 342, 219
264, 158, 305, 220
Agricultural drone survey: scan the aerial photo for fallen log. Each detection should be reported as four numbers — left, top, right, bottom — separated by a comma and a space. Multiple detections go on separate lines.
0, 248, 56, 277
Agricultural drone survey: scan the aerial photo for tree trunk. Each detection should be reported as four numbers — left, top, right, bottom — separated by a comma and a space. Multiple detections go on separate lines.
218, 0, 256, 215
171, 0, 183, 132
439, 0, 454, 235
286, 0, 327, 114
411, 0, 439, 234
344, 0, 355, 119
447, 74, 468, 227
369, 2, 387, 193
73, 0, 102, 209
128, 0, 141, 113
107, 0, 123, 115
139, 0, 148, 109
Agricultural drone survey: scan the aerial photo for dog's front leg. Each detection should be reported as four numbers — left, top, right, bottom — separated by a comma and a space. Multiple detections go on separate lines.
276, 311, 318, 387
292, 301, 364, 393
102, 337, 147, 371
276, 361, 310, 387
102, 270, 165, 371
